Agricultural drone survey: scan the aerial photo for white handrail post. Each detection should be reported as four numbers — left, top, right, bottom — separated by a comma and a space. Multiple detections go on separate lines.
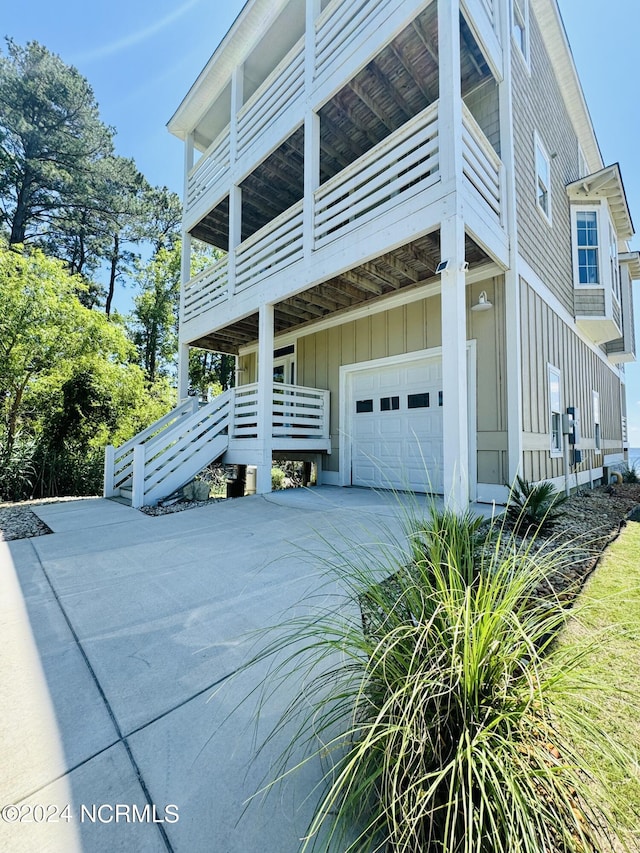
229, 388, 236, 438
103, 445, 116, 497
191, 394, 200, 415
322, 390, 330, 439
131, 445, 146, 509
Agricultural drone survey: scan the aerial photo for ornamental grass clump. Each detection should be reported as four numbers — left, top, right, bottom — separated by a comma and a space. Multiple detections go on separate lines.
247, 502, 626, 853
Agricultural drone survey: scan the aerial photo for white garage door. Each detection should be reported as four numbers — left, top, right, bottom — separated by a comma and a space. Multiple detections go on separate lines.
349, 357, 444, 493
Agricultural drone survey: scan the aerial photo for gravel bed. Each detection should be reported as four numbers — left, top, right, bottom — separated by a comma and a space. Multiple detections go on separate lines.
139, 496, 226, 516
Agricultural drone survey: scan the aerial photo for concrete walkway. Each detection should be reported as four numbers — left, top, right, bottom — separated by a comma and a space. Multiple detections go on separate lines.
0, 488, 495, 852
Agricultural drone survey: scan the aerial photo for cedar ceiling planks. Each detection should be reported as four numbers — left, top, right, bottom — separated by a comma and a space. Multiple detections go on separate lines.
195, 232, 491, 354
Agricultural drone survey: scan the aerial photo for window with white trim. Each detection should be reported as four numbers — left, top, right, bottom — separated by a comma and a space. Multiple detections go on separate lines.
535, 135, 551, 222
548, 365, 562, 457
592, 390, 601, 455
512, 0, 529, 64
575, 209, 600, 284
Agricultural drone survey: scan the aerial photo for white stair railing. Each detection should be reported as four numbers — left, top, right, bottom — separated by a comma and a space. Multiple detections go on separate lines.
104, 397, 199, 497
131, 390, 232, 508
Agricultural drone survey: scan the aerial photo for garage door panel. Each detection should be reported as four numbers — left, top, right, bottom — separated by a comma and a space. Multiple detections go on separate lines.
349, 357, 445, 493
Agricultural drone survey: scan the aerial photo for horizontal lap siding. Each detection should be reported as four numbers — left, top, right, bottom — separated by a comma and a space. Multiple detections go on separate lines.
512, 12, 580, 316
520, 279, 623, 483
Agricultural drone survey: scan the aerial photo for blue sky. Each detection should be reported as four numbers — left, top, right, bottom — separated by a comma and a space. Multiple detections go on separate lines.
3, 0, 640, 442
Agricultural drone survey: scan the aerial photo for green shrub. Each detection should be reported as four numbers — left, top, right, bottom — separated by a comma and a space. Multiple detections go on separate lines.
271, 466, 286, 490
505, 475, 567, 535
244, 503, 625, 853
619, 461, 640, 484
0, 436, 37, 501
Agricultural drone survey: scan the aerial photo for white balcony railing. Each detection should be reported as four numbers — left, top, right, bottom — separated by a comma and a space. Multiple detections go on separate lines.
231, 383, 330, 442
236, 39, 305, 159
315, 0, 404, 83
462, 104, 502, 223
480, 0, 494, 26
186, 129, 231, 220
183, 255, 229, 323
314, 101, 440, 248
235, 199, 304, 292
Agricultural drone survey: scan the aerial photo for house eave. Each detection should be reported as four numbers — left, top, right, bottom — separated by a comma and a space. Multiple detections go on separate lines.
531, 0, 603, 175
619, 251, 640, 281
167, 0, 289, 139
566, 164, 635, 241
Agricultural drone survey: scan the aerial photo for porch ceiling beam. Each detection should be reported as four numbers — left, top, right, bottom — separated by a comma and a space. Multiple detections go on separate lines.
459, 26, 484, 78
321, 281, 362, 304
288, 296, 325, 317
339, 269, 384, 295
377, 252, 421, 282
405, 242, 438, 273
275, 304, 316, 324
366, 62, 413, 122
319, 134, 353, 171
360, 261, 402, 289
411, 18, 439, 65
348, 78, 398, 133
321, 113, 367, 162
316, 283, 353, 306
389, 42, 436, 104
331, 94, 381, 149
300, 291, 343, 312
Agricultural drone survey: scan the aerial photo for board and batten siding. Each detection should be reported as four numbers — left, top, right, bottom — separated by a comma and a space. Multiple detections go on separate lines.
520, 279, 623, 483
511, 10, 581, 317
294, 278, 508, 483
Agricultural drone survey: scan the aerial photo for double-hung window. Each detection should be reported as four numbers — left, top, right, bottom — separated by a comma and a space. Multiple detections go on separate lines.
576, 209, 600, 284
512, 0, 529, 65
548, 365, 562, 457
535, 134, 551, 222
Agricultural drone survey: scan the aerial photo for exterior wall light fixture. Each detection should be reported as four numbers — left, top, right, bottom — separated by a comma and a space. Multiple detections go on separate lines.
471, 290, 493, 312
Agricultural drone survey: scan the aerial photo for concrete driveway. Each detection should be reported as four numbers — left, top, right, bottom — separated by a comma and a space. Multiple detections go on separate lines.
1, 487, 493, 852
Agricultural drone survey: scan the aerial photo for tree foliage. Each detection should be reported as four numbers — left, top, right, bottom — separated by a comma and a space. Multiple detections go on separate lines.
0, 244, 172, 499
0, 39, 114, 247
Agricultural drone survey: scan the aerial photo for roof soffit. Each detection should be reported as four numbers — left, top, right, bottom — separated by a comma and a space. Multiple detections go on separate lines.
530, 0, 602, 175
566, 164, 635, 241
167, 0, 290, 139
619, 252, 640, 280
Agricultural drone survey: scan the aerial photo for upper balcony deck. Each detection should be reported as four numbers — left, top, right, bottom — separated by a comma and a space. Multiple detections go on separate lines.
181, 0, 503, 233
175, 0, 508, 346
182, 98, 507, 343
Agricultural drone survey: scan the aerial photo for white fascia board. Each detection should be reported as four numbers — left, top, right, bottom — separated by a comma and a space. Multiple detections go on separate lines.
530, 0, 603, 175
167, 0, 290, 139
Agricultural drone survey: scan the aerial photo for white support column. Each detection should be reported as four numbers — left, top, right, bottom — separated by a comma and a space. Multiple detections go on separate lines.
178, 133, 194, 402
303, 110, 320, 256
103, 445, 115, 498
440, 213, 470, 511
229, 64, 244, 164
256, 303, 275, 494
437, 0, 463, 191
498, 0, 523, 485
438, 0, 469, 510
177, 343, 190, 401
303, 0, 321, 256
228, 184, 242, 296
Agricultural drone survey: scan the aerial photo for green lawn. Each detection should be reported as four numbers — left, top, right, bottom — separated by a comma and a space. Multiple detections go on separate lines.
554, 519, 640, 848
